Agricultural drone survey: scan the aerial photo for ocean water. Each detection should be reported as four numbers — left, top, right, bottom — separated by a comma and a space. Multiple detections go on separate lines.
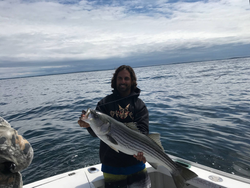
0, 58, 250, 185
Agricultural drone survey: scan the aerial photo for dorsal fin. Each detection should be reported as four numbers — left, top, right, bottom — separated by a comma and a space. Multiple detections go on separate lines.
124, 123, 164, 151
148, 132, 164, 151
124, 122, 141, 133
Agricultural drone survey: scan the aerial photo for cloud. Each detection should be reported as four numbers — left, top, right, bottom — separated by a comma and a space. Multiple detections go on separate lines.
0, 0, 250, 78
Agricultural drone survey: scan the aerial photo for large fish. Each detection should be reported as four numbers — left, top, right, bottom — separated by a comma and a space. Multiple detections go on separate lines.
81, 109, 197, 188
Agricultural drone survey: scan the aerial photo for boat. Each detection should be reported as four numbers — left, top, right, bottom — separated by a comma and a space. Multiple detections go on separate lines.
24, 154, 250, 188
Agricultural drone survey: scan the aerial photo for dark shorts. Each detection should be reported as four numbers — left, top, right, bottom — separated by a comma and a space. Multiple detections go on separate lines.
103, 167, 151, 188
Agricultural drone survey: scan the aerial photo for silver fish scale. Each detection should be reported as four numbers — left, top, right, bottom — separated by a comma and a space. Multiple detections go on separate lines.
108, 121, 178, 173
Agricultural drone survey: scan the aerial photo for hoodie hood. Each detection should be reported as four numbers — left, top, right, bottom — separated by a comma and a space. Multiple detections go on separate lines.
0, 117, 33, 173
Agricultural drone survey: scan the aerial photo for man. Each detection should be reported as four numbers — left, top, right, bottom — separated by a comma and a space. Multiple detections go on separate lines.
78, 65, 151, 188
0, 117, 33, 188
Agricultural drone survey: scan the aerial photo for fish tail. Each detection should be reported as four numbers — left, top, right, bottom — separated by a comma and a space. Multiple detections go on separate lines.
172, 173, 186, 188
172, 163, 198, 188
176, 162, 197, 181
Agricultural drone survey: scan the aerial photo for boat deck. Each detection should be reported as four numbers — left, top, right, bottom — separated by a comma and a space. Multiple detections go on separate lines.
24, 159, 250, 188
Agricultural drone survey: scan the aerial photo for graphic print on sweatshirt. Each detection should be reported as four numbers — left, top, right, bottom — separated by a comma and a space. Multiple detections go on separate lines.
110, 104, 134, 120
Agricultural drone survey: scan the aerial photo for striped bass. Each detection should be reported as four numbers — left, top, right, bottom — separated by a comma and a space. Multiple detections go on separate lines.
81, 109, 197, 188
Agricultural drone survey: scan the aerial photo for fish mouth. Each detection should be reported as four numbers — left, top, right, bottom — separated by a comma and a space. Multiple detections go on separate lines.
85, 109, 91, 117
80, 109, 91, 121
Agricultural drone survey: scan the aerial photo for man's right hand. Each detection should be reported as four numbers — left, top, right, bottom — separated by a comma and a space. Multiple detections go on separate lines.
78, 111, 90, 128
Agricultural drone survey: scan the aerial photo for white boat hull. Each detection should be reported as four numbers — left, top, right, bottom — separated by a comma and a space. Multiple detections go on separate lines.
24, 156, 250, 188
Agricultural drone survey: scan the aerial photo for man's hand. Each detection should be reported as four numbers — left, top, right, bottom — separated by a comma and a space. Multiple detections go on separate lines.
133, 152, 146, 163
78, 110, 90, 128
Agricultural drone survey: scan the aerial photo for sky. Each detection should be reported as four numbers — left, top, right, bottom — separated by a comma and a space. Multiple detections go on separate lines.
0, 0, 250, 79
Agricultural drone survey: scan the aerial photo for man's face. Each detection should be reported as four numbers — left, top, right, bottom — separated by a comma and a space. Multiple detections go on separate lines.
116, 69, 132, 97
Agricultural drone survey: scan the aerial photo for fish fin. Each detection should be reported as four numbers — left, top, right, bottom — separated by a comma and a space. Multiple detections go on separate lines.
109, 145, 119, 153
148, 162, 159, 169
148, 132, 164, 151
107, 135, 118, 145
106, 135, 119, 153
171, 172, 186, 188
124, 122, 141, 133
176, 162, 197, 181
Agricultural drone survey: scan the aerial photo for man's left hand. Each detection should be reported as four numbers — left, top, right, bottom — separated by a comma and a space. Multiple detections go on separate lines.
133, 152, 146, 163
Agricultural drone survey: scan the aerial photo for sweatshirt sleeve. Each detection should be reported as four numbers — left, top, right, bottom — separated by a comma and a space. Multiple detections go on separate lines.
86, 127, 97, 137
133, 99, 149, 135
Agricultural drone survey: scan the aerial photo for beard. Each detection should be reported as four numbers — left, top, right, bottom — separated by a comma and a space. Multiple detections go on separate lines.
117, 84, 130, 93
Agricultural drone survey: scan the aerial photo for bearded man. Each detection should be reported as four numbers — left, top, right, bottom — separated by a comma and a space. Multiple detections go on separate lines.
78, 65, 151, 188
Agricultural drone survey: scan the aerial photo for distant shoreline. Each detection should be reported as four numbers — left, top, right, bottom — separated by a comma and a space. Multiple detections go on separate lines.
1, 56, 249, 81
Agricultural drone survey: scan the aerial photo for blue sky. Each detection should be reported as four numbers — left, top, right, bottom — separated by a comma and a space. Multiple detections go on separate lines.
0, 0, 250, 79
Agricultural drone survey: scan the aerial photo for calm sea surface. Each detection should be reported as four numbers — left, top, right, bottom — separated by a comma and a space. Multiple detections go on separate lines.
0, 58, 250, 185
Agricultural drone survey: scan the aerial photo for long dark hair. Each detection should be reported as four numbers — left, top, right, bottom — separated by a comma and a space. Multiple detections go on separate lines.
111, 65, 137, 91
